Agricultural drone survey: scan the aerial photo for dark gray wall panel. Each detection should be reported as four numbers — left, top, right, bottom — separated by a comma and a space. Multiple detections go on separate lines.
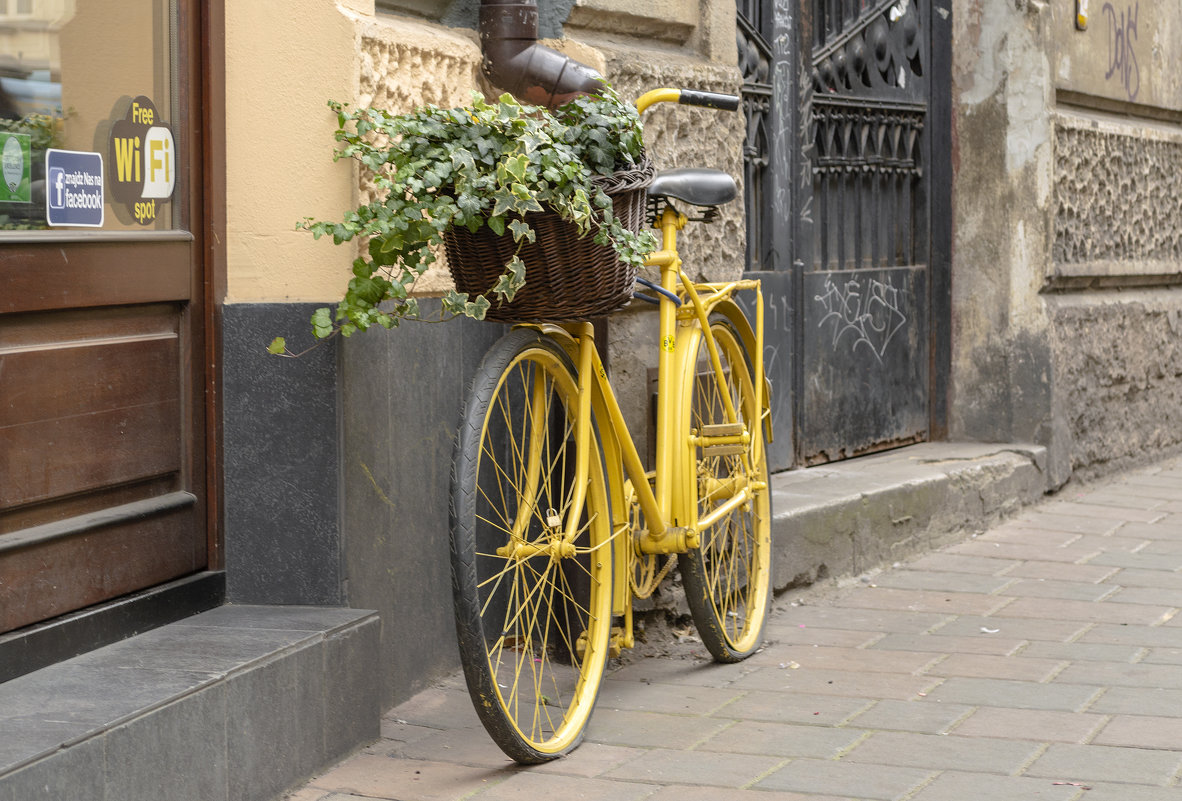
341, 301, 506, 707
223, 304, 342, 605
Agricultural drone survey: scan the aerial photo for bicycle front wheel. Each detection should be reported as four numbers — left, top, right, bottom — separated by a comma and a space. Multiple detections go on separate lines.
679, 317, 772, 662
450, 328, 613, 763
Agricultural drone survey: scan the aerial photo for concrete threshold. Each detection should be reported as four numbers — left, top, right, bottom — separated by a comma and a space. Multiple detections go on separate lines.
0, 605, 380, 801
770, 442, 1049, 590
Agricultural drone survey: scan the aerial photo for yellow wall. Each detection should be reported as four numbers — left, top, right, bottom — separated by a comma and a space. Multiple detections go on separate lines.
223, 0, 363, 303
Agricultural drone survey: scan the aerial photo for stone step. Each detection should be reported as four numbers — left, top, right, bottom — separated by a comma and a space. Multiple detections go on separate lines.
0, 605, 380, 801
771, 442, 1049, 589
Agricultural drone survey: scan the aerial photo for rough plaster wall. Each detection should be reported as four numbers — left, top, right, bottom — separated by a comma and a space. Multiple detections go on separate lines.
600, 48, 746, 459
950, 0, 1065, 483
1054, 123, 1182, 265
359, 17, 481, 110
1050, 291, 1182, 478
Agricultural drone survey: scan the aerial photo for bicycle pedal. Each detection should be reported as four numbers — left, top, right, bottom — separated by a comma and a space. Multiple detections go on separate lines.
608, 627, 626, 658
700, 423, 743, 437
697, 422, 747, 456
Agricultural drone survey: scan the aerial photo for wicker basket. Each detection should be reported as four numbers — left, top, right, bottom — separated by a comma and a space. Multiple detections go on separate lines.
443, 159, 655, 323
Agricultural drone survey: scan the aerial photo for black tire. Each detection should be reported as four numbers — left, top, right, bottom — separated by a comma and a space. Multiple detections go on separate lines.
449, 328, 613, 763
680, 318, 773, 662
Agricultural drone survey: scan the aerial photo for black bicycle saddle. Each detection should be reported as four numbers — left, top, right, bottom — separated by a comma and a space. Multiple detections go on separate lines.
647, 167, 737, 208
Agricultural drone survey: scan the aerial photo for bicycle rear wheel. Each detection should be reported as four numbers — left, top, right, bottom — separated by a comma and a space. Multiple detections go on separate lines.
679, 317, 772, 662
450, 328, 613, 763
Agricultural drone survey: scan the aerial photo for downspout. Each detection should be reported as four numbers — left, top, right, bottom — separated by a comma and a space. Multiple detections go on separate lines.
479, 0, 603, 109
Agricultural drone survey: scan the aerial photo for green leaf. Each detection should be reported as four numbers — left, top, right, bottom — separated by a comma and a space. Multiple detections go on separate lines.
465, 295, 491, 320
379, 233, 403, 253
442, 290, 470, 315
491, 188, 516, 218
311, 307, 335, 339
267, 337, 287, 355
456, 193, 483, 220
492, 255, 527, 302
451, 148, 475, 172
507, 219, 535, 244
504, 153, 529, 183
487, 215, 506, 237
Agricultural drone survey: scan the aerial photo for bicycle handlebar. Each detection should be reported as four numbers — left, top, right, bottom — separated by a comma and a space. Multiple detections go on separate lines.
678, 90, 741, 111
636, 88, 741, 114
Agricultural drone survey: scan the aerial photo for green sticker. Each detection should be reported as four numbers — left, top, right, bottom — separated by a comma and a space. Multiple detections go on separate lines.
0, 132, 31, 203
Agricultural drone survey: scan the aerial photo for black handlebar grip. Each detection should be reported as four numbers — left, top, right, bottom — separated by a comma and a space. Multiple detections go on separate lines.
678, 90, 741, 111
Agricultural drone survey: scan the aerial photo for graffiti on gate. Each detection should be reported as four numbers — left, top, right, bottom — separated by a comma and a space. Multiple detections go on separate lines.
814, 274, 908, 364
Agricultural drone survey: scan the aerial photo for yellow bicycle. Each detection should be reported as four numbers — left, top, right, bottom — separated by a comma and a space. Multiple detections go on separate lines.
449, 88, 773, 763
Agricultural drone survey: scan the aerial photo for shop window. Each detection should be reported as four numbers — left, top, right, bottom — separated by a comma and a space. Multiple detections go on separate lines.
0, 0, 180, 232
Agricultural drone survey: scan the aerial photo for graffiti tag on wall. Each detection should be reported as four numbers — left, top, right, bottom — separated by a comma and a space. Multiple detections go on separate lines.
1102, 2, 1140, 102
814, 274, 908, 364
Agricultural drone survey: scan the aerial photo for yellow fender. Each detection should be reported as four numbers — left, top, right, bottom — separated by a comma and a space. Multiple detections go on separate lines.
700, 298, 774, 445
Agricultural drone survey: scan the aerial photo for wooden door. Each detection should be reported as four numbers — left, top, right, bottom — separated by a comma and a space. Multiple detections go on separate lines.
0, 0, 207, 634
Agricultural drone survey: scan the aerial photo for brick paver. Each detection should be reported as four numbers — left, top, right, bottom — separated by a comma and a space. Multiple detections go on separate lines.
1024, 743, 1182, 785
947, 707, 1107, 743
844, 698, 973, 734
754, 759, 935, 799
908, 771, 1080, 801
286, 458, 1182, 801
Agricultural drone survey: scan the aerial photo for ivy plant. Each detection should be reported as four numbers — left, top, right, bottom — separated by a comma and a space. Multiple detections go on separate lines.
270, 86, 655, 355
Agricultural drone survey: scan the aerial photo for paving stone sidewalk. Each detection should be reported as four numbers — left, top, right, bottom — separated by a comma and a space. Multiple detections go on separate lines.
288, 457, 1182, 801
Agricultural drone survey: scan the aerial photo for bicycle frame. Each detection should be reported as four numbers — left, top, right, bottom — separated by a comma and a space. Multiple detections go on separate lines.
519, 202, 769, 650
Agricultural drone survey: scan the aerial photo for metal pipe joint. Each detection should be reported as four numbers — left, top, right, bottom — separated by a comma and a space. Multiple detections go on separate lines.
479, 0, 603, 109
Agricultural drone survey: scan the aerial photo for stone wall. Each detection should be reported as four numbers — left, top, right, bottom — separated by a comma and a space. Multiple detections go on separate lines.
1050, 291, 1182, 479
950, 0, 1182, 484
1049, 113, 1182, 478
1043, 1, 1182, 479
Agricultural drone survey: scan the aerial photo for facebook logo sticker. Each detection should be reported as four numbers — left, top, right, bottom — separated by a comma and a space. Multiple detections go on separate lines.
45, 149, 104, 227
48, 166, 65, 210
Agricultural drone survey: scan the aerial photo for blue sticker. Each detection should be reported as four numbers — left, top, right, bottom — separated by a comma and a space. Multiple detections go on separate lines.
46, 148, 104, 227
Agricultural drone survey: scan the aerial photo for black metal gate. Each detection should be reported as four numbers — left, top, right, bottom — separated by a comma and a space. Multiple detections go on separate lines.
739, 0, 950, 468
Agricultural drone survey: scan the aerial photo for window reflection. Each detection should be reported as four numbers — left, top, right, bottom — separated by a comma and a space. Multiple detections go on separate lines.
0, 1, 66, 229
0, 0, 177, 232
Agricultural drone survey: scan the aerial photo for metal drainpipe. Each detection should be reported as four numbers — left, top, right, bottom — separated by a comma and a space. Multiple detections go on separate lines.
479, 0, 603, 109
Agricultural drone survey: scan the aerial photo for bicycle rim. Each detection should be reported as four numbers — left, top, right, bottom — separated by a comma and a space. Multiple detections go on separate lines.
680, 320, 772, 661
450, 330, 613, 763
